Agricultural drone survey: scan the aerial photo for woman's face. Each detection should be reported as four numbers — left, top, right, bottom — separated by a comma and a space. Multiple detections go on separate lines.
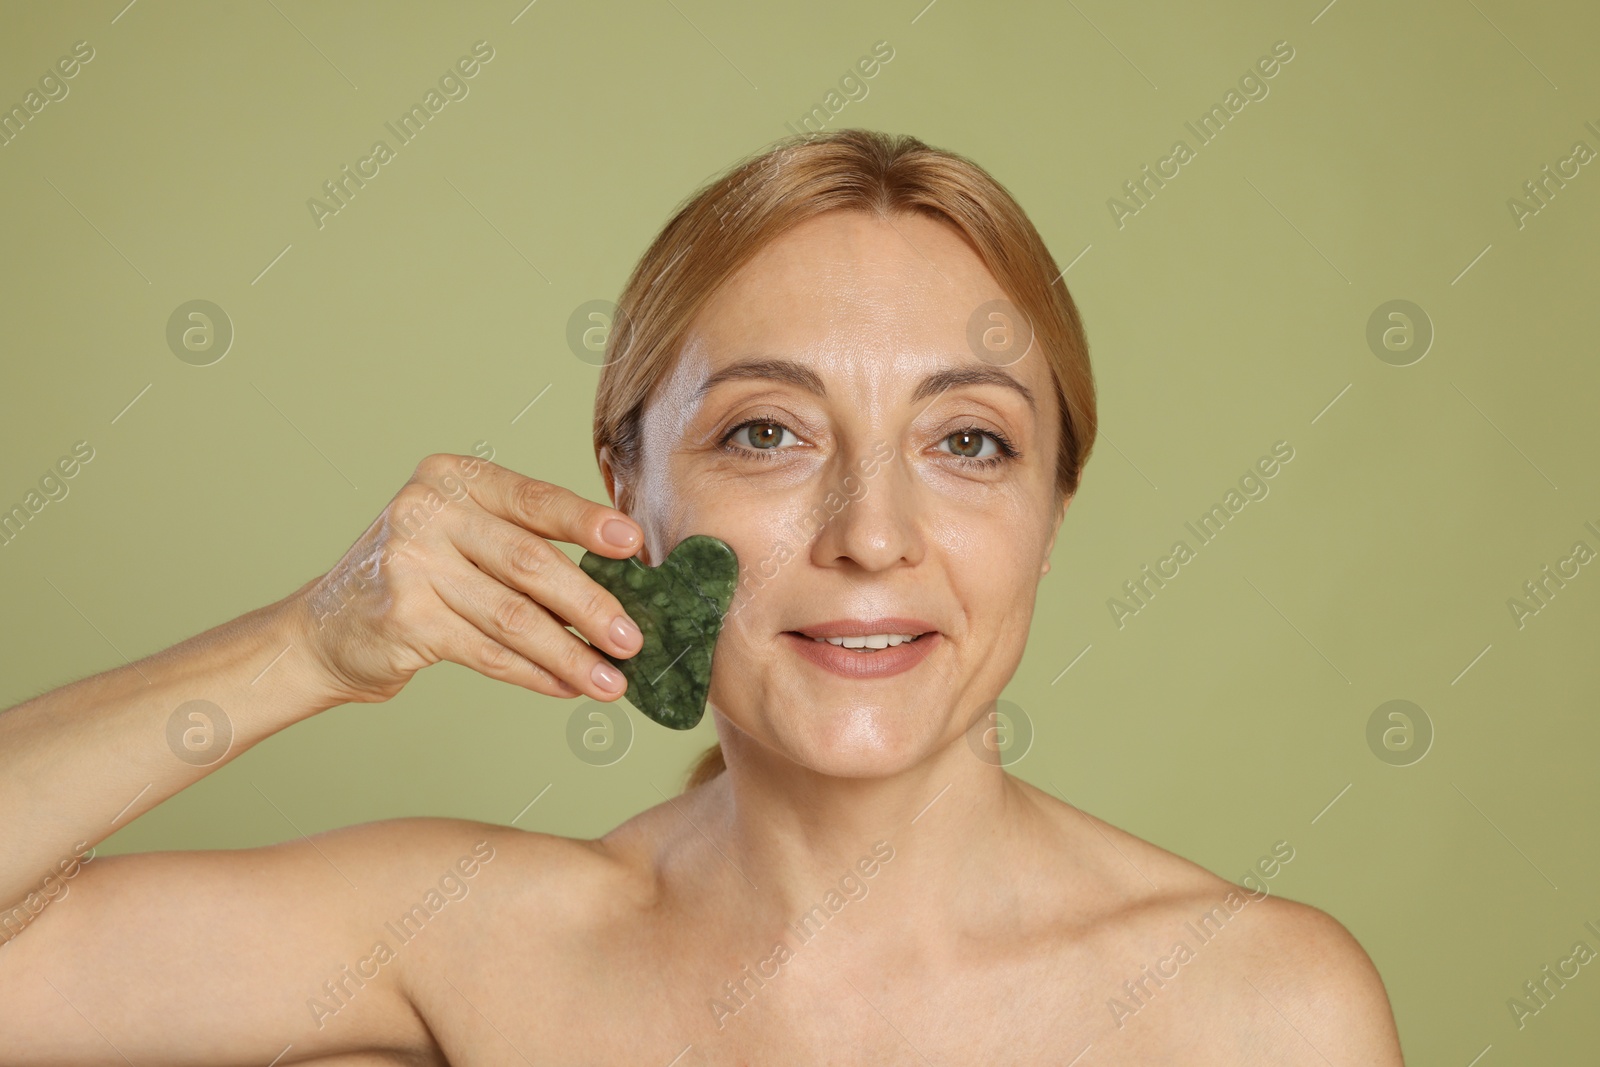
610, 209, 1069, 777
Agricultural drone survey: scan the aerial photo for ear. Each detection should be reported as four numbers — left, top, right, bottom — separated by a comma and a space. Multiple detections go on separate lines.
598, 444, 650, 565
598, 441, 640, 518
601, 441, 624, 508
1040, 492, 1072, 577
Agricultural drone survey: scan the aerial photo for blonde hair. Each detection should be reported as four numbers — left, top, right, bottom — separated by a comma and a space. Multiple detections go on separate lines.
591, 129, 1098, 792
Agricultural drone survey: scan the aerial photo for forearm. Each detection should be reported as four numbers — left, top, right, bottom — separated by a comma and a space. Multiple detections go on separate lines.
0, 578, 341, 911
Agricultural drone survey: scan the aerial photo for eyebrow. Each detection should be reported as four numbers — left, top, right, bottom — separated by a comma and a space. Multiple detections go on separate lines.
693, 357, 1036, 412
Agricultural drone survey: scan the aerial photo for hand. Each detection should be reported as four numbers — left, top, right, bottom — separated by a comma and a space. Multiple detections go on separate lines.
294, 453, 645, 704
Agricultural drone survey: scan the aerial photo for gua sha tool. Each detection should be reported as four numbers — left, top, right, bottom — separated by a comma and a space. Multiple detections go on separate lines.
578, 533, 739, 730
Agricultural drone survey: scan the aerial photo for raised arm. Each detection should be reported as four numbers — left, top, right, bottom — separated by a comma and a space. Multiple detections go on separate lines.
0, 452, 647, 1061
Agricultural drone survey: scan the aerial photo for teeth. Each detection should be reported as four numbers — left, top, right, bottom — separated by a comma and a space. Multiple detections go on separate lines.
811, 633, 920, 648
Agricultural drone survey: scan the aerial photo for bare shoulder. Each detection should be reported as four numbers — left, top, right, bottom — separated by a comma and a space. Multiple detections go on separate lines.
343, 812, 645, 887
1016, 783, 1403, 1063
337, 813, 655, 1051
354, 813, 654, 947
1209, 890, 1405, 1064
1012, 776, 1241, 910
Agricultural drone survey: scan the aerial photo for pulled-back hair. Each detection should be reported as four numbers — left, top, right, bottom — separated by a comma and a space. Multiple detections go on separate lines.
591, 129, 1097, 792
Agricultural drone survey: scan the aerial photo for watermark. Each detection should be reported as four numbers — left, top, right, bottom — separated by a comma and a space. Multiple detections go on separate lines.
1106, 440, 1295, 629
782, 40, 895, 136
1108, 40, 1295, 229
0, 39, 95, 150
566, 698, 634, 766
166, 299, 234, 366
0, 439, 96, 550
306, 839, 496, 1029
966, 298, 1035, 367
1106, 839, 1295, 1028
307, 41, 496, 230
1506, 917, 1600, 1030
0, 840, 96, 945
1506, 521, 1597, 630
166, 699, 233, 766
308, 454, 487, 628
708, 839, 895, 1030
723, 440, 898, 622
1365, 299, 1433, 366
963, 697, 1033, 767
1506, 120, 1599, 230
712, 141, 808, 234
1365, 699, 1433, 767
566, 298, 632, 367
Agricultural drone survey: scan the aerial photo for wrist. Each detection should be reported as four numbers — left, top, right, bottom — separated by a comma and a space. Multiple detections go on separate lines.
261, 578, 364, 717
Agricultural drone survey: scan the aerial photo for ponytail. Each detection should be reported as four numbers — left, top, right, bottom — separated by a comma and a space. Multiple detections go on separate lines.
683, 742, 725, 790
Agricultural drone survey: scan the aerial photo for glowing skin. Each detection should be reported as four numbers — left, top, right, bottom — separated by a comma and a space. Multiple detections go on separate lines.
605, 208, 1068, 782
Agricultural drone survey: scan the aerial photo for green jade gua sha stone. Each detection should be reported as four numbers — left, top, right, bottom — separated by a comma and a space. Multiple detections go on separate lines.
578, 533, 739, 730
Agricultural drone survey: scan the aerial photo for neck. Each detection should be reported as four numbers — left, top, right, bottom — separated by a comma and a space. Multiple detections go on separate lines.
692, 724, 1050, 949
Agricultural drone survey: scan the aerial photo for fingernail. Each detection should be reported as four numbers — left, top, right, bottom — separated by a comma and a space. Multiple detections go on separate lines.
611, 614, 641, 650
602, 519, 638, 548
592, 661, 624, 692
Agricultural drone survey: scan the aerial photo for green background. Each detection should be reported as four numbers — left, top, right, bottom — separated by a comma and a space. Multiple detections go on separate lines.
3, 0, 1597, 1060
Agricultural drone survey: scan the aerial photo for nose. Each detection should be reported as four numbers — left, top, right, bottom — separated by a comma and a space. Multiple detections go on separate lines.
807, 444, 923, 573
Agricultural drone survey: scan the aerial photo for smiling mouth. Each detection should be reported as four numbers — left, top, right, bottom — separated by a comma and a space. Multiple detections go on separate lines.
780, 626, 940, 678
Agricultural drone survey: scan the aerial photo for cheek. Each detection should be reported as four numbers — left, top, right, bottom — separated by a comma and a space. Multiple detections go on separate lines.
714, 493, 823, 623
927, 503, 1045, 608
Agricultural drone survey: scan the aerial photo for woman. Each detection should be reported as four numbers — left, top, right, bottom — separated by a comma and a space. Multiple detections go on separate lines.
0, 129, 1404, 1064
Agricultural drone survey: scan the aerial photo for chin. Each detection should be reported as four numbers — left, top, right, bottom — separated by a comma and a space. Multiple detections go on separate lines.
737, 697, 952, 779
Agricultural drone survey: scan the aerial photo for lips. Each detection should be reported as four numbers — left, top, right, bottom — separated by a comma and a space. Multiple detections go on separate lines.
782, 618, 942, 679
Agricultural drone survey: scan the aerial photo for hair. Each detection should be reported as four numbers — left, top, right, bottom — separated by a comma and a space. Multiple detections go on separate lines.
590, 128, 1098, 793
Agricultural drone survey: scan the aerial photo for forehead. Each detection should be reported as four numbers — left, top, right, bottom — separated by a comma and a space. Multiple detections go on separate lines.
699, 209, 1001, 346
670, 209, 1040, 393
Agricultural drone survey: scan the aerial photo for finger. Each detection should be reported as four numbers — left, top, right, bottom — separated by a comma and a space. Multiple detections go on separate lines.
448, 510, 643, 661
424, 609, 582, 698
431, 560, 630, 702
459, 459, 643, 560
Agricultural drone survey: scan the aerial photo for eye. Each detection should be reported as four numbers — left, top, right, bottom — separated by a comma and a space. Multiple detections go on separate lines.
938, 427, 1017, 466
722, 418, 801, 457
941, 429, 996, 460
